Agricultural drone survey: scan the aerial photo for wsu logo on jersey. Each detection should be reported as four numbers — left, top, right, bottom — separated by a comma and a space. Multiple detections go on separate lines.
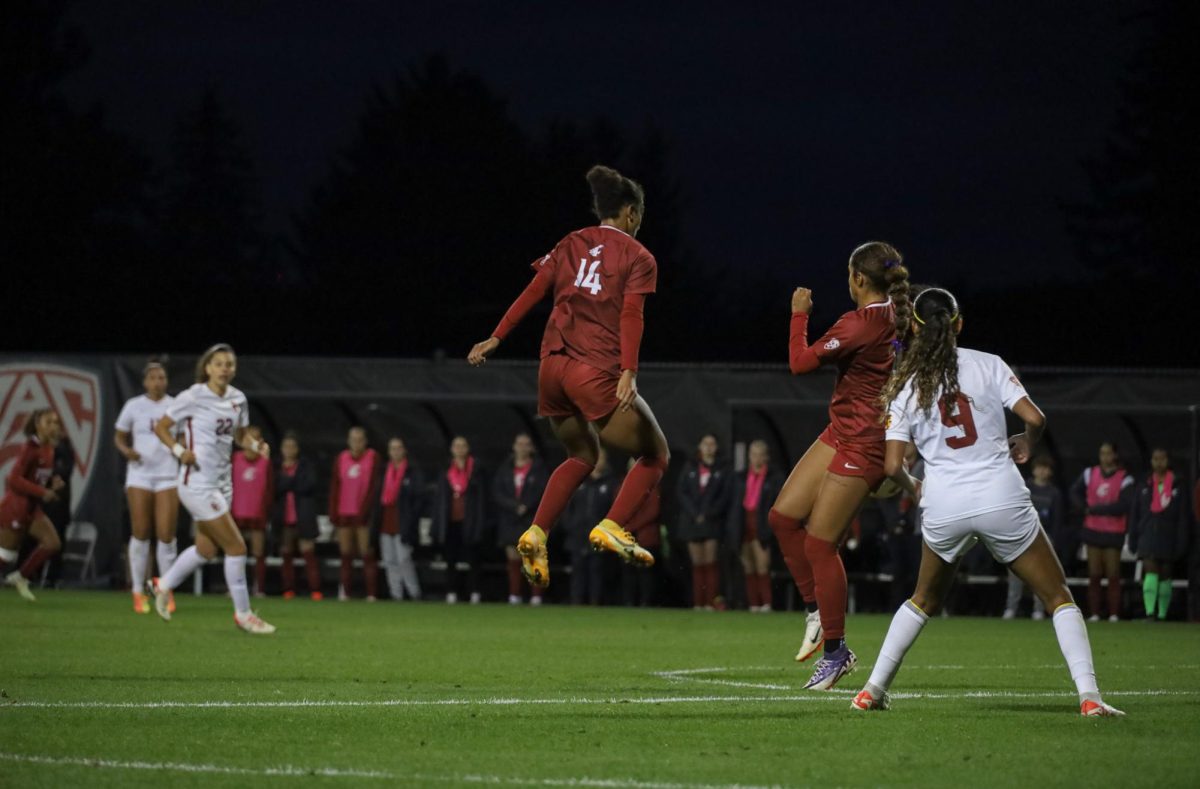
0, 364, 102, 513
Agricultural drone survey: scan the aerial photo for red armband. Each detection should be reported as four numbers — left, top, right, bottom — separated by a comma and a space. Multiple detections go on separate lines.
789, 313, 820, 374
619, 293, 646, 372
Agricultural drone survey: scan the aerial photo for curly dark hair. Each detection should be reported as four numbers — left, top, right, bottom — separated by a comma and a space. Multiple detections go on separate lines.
586, 164, 645, 220
849, 242, 910, 343
878, 287, 962, 417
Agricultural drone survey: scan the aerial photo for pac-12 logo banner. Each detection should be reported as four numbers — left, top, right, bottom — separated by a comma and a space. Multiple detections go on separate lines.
0, 364, 102, 514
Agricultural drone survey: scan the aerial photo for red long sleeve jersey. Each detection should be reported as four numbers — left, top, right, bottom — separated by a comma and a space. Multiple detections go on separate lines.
1, 438, 54, 526
521, 226, 657, 376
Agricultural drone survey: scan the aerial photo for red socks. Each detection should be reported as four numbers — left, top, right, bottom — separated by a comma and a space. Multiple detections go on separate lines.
303, 549, 321, 593
506, 558, 523, 596
804, 532, 847, 640
691, 562, 720, 607
769, 509, 815, 604
532, 458, 594, 534
364, 553, 378, 598
19, 546, 57, 580
745, 574, 762, 608
254, 555, 267, 595
757, 574, 772, 608
281, 552, 295, 593
607, 455, 669, 526
340, 555, 353, 596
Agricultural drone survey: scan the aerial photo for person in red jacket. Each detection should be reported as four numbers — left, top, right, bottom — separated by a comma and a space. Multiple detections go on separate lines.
232, 425, 274, 596
468, 165, 670, 590
1, 410, 65, 601
328, 426, 381, 601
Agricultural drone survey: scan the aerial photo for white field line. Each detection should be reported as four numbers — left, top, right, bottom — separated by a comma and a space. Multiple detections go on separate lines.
0, 752, 789, 789
3, 688, 1197, 711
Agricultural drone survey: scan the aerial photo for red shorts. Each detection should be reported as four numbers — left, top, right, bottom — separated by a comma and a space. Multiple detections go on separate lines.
538, 353, 619, 422
818, 425, 886, 492
235, 517, 267, 532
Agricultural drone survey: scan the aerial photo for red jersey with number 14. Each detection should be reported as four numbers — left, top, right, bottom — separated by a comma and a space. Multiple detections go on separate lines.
806, 301, 896, 444
535, 226, 657, 376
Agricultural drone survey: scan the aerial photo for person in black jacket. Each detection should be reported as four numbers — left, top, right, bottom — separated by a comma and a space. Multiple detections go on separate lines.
675, 434, 732, 609
275, 432, 323, 600
493, 434, 548, 605
1004, 455, 1065, 620
1130, 448, 1190, 621
375, 437, 426, 601
726, 441, 784, 611
563, 450, 618, 605
434, 436, 488, 604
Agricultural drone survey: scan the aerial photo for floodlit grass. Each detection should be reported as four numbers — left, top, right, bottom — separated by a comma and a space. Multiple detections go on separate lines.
2, 590, 1198, 787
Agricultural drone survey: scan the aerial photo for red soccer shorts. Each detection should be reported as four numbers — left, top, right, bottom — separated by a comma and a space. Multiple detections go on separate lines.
538, 353, 619, 423
818, 425, 886, 492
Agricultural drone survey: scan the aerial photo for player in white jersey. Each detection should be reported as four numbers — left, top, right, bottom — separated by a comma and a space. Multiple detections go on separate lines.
114, 361, 179, 615
148, 344, 275, 634
851, 288, 1122, 717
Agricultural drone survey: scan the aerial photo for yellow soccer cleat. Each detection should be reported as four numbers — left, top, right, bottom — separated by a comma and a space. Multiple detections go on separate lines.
132, 591, 151, 614
589, 519, 655, 567
517, 525, 550, 587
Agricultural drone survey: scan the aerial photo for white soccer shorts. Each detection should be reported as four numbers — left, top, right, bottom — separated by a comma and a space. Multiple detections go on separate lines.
178, 483, 232, 522
922, 504, 1042, 565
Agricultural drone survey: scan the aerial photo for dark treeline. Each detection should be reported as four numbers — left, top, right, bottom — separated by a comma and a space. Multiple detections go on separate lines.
2, 1, 1195, 367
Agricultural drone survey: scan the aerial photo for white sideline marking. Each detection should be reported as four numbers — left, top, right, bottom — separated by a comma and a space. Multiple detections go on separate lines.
3, 689, 1196, 711
0, 752, 785, 789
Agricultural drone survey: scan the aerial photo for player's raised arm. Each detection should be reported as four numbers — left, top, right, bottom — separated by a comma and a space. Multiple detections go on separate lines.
787, 287, 821, 374
467, 264, 556, 366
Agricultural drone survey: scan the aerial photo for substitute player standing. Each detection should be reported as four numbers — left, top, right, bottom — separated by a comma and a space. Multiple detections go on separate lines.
852, 288, 1123, 717
148, 344, 275, 634
1, 410, 65, 601
467, 165, 670, 587
114, 360, 179, 614
767, 242, 911, 689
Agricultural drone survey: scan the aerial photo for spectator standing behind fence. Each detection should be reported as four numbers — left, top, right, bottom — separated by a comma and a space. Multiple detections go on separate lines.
1004, 455, 1064, 620
275, 432, 322, 600
493, 434, 548, 605
232, 426, 273, 597
329, 427, 381, 601
376, 437, 424, 602
623, 467, 661, 607
1130, 448, 1189, 621
676, 434, 732, 610
1070, 441, 1134, 622
114, 361, 178, 613
727, 441, 784, 612
564, 449, 617, 605
434, 436, 488, 604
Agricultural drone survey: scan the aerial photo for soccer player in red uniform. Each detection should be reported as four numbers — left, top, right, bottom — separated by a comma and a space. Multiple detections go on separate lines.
766, 242, 911, 690
1, 410, 65, 601
468, 165, 670, 587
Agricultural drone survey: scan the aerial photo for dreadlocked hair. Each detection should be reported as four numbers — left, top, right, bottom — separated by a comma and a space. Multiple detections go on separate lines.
878, 287, 962, 417
848, 242, 910, 347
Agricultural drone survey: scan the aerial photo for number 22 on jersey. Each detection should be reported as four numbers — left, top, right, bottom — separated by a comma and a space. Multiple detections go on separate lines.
574, 258, 603, 295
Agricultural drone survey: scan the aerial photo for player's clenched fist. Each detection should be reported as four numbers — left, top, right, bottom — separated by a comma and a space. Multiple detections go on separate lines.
791, 287, 813, 315
467, 337, 501, 367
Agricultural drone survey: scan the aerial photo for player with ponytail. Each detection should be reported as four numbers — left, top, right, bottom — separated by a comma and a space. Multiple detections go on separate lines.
767, 241, 911, 690
852, 287, 1123, 717
468, 165, 670, 589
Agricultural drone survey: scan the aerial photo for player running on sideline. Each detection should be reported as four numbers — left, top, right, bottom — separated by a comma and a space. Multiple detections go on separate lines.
852, 287, 1123, 717
148, 344, 276, 634
767, 242, 911, 689
1, 410, 65, 601
467, 165, 669, 587
114, 360, 179, 614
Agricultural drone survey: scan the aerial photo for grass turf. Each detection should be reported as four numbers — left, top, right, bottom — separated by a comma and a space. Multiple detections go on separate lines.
1, 590, 1198, 788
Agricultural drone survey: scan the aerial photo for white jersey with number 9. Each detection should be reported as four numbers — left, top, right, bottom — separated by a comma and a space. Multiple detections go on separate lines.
885, 347, 1031, 526
165, 382, 249, 491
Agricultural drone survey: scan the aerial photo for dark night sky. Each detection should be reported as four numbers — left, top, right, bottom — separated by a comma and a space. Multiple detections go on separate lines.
61, 1, 1148, 298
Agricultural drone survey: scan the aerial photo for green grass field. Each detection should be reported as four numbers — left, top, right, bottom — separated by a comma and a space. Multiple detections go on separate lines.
2, 591, 1198, 788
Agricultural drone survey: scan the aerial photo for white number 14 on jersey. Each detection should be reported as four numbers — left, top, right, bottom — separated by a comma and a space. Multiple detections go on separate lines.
574, 259, 603, 295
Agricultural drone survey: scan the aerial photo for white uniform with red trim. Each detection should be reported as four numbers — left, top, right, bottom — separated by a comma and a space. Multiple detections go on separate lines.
885, 347, 1039, 563
165, 383, 249, 520
115, 394, 177, 492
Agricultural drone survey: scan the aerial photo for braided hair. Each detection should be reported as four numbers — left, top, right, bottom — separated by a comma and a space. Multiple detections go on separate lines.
848, 242, 910, 344
878, 287, 962, 417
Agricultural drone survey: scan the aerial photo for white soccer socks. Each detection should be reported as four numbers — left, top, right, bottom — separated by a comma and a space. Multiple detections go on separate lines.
866, 599, 930, 694
224, 554, 251, 615
128, 537, 151, 591
156, 538, 178, 577
159, 545, 205, 592
1051, 603, 1101, 703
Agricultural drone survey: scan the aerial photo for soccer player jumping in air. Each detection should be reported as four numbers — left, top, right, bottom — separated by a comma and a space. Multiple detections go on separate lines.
852, 287, 1123, 717
768, 242, 911, 690
468, 165, 669, 587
